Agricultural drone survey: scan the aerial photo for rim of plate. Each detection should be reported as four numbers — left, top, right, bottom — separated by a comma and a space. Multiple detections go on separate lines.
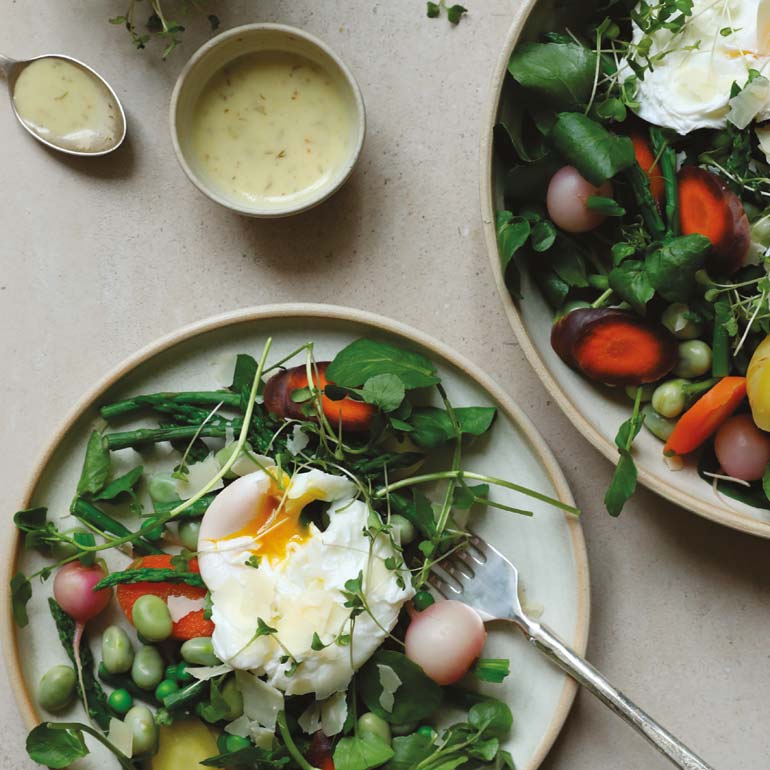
479, 4, 770, 539
1, 303, 589, 770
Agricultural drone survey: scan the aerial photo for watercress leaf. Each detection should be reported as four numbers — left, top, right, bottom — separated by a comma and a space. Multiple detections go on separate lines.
447, 4, 467, 24
11, 571, 32, 627
550, 112, 635, 185
496, 211, 531, 299
548, 237, 589, 288
453, 483, 490, 509
533, 268, 570, 308
646, 234, 710, 303
604, 449, 637, 517
389, 417, 414, 432
362, 374, 406, 413
333, 734, 394, 770
93, 465, 143, 501
531, 219, 557, 252
472, 657, 511, 683
76, 431, 111, 496
199, 679, 232, 723
456, 406, 497, 435
327, 339, 440, 390
468, 698, 513, 739
608, 259, 655, 314
26, 723, 88, 769
360, 650, 442, 724
468, 735, 500, 761
13, 507, 48, 532
384, 733, 435, 770
507, 42, 598, 110
426, 1, 440, 18
389, 490, 437, 537
494, 88, 549, 164
586, 196, 626, 216
409, 407, 497, 449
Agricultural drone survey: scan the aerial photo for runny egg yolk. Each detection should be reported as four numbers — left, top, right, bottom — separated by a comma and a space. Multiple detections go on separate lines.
224, 470, 319, 563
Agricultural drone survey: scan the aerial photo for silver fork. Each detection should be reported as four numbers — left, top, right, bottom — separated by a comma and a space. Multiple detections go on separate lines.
428, 531, 715, 770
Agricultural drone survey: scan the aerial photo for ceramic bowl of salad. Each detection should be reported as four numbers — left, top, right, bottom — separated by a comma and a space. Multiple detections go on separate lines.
482, 0, 770, 535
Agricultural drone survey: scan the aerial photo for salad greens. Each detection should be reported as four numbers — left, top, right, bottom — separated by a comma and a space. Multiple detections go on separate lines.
13, 336, 576, 770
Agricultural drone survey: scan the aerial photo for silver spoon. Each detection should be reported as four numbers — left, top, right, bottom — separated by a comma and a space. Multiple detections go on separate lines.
0, 53, 126, 157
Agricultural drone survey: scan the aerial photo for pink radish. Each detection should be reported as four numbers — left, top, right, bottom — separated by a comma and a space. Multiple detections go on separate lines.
546, 166, 613, 233
714, 414, 770, 481
53, 562, 111, 720
405, 599, 486, 685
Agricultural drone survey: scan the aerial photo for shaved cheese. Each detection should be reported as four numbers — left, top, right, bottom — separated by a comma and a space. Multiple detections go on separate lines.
186, 663, 232, 681
167, 595, 206, 623
236, 671, 283, 729
107, 718, 133, 759
249, 725, 275, 750
211, 354, 238, 389
224, 715, 251, 738
377, 664, 402, 714
728, 76, 770, 129
298, 702, 322, 734
231, 450, 273, 477
177, 454, 224, 496
286, 425, 310, 455
321, 691, 348, 736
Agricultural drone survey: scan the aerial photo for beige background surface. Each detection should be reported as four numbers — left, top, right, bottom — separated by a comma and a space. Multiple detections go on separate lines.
1, 2, 768, 768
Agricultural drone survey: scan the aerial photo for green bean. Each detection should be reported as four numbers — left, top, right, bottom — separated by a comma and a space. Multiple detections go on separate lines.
180, 637, 220, 667
101, 625, 134, 674
131, 645, 164, 690
625, 162, 666, 241
132, 595, 173, 642
37, 665, 76, 712
712, 300, 732, 377
125, 705, 159, 756
650, 126, 679, 236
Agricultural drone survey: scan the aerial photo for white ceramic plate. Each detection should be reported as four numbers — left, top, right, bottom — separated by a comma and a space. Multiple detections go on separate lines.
3, 305, 588, 770
480, 1, 770, 538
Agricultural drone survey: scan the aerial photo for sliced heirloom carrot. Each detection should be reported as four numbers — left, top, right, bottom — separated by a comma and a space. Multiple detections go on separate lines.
551, 308, 678, 386
678, 166, 750, 276
664, 376, 747, 456
307, 732, 335, 770
264, 362, 375, 432
116, 554, 213, 641
630, 132, 665, 205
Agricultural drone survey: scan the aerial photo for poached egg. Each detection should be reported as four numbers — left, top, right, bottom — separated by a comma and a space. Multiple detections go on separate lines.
624, 0, 770, 133
197, 467, 414, 700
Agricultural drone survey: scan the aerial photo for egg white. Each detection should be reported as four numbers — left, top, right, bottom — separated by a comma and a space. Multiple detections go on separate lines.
624, 0, 770, 134
197, 469, 414, 700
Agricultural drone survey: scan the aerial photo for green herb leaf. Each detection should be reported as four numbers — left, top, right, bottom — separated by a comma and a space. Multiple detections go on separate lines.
646, 234, 711, 303
468, 698, 513, 738
608, 259, 655, 315
11, 572, 32, 627
384, 733, 435, 770
586, 196, 626, 217
453, 483, 490, 509
360, 650, 442, 724
447, 4, 467, 24
409, 406, 496, 449
333, 734, 395, 770
604, 390, 645, 516
531, 219, 557, 252
550, 113, 635, 185
472, 658, 511, 683
327, 339, 440, 390
507, 42, 598, 110
496, 211, 531, 298
76, 431, 111, 497
362, 374, 406, 413
426, 1, 440, 18
389, 490, 437, 538
26, 724, 89, 769
93, 465, 143, 502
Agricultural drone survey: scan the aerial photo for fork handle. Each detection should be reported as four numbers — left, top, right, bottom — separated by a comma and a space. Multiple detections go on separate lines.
517, 617, 715, 770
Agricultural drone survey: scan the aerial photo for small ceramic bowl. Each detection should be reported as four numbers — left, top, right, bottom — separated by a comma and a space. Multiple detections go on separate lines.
170, 24, 366, 218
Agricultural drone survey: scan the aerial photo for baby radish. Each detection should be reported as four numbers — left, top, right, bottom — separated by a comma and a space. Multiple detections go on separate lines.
714, 414, 770, 481
405, 599, 486, 685
52, 561, 111, 723
546, 166, 613, 233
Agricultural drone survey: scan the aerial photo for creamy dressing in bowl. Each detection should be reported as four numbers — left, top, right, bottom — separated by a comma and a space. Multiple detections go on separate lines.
189, 51, 356, 208
12, 57, 121, 153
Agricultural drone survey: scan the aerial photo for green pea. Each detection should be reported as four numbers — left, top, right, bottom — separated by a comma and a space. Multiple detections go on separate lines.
413, 591, 435, 612
155, 679, 180, 701
131, 645, 164, 690
125, 705, 159, 757
148, 473, 179, 504
178, 520, 201, 551
417, 725, 437, 740
642, 405, 677, 442
132, 595, 173, 642
604, 21, 620, 39
50, 528, 89, 561
221, 677, 244, 721
101, 625, 134, 674
225, 735, 252, 753
181, 636, 220, 667
358, 712, 391, 745
175, 662, 194, 683
390, 514, 416, 545
108, 688, 133, 716
37, 665, 76, 712
661, 303, 700, 340
674, 340, 712, 379
651, 379, 688, 419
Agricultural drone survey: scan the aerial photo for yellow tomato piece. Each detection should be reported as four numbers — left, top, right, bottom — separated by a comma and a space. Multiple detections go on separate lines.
150, 719, 220, 770
747, 333, 770, 430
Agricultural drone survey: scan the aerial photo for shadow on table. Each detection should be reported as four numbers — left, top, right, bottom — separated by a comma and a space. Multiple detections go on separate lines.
236, 169, 365, 276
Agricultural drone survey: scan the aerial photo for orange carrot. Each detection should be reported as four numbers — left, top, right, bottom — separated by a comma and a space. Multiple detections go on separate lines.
308, 732, 335, 770
664, 376, 747, 456
678, 166, 750, 275
116, 554, 214, 641
264, 362, 375, 432
631, 133, 665, 205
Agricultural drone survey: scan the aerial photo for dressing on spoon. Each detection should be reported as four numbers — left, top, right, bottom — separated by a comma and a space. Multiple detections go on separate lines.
12, 57, 121, 153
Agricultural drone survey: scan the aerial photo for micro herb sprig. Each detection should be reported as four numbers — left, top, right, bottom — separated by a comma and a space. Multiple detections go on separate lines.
426, 1, 468, 25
